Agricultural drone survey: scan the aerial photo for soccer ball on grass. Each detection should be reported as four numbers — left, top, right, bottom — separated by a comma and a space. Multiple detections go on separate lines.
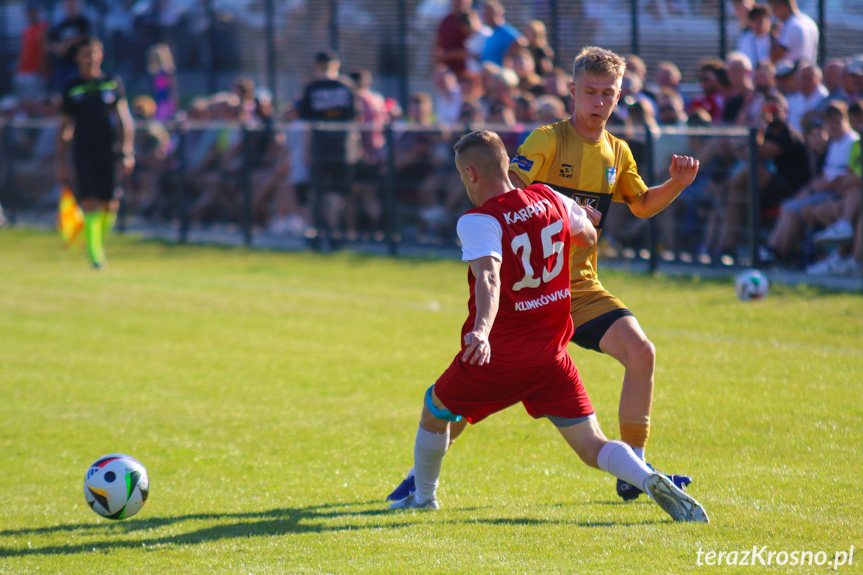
735, 269, 770, 301
83, 454, 149, 520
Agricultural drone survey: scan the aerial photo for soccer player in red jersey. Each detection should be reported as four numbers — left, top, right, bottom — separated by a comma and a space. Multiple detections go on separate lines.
388, 131, 707, 522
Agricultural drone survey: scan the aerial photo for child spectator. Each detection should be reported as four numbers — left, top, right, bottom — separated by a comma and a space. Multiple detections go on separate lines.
735, 4, 773, 70
147, 43, 179, 122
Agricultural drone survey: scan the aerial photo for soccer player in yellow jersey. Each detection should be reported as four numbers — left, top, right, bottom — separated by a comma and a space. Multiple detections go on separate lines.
508, 46, 700, 500
387, 46, 700, 504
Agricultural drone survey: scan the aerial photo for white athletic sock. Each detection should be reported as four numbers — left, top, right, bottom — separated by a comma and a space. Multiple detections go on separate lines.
413, 426, 449, 503
597, 440, 653, 494
632, 447, 645, 461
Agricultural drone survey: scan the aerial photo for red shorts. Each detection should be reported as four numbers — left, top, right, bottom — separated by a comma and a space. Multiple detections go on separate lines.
433, 352, 594, 424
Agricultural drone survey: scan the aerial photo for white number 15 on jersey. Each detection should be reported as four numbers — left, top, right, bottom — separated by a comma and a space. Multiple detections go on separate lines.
510, 220, 564, 292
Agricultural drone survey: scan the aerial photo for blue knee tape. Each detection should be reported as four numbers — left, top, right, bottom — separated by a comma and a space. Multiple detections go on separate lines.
425, 386, 462, 422
546, 413, 594, 428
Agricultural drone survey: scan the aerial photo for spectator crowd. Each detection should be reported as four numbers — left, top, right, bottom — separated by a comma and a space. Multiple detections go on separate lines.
1, 0, 861, 277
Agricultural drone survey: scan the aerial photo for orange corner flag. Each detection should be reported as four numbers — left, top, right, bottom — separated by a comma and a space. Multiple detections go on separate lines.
57, 185, 84, 248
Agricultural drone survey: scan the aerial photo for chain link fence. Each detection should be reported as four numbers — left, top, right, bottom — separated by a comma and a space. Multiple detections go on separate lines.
0, 118, 763, 260
3, 116, 862, 288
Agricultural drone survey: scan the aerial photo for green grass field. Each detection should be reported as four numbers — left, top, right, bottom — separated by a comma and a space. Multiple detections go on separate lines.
1, 228, 861, 574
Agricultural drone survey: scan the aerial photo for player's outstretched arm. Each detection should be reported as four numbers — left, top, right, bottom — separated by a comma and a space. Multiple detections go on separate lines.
629, 155, 699, 218
463, 256, 501, 367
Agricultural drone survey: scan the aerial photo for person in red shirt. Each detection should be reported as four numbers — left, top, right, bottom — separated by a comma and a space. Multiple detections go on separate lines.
15, 5, 48, 100
435, 0, 472, 76
689, 60, 729, 124
387, 130, 708, 523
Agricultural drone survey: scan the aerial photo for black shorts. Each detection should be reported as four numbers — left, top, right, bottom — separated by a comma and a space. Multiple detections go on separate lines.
571, 308, 634, 352
73, 150, 117, 202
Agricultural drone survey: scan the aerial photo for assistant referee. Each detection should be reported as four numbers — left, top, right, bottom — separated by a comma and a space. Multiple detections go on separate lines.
57, 37, 134, 268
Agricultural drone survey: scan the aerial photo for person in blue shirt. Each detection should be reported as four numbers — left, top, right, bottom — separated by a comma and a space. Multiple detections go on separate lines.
480, 1, 526, 67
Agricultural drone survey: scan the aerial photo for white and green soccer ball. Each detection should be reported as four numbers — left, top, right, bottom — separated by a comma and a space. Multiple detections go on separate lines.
83, 454, 149, 520
735, 269, 770, 301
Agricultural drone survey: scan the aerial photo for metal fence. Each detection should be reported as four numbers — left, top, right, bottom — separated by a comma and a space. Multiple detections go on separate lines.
4, 118, 862, 289
2, 0, 863, 108
0, 118, 755, 258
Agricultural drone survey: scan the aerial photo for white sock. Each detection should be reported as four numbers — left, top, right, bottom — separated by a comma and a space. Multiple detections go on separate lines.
413, 426, 449, 502
632, 447, 645, 461
597, 440, 653, 494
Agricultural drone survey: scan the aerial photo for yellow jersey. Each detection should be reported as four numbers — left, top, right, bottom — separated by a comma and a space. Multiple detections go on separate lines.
509, 119, 648, 282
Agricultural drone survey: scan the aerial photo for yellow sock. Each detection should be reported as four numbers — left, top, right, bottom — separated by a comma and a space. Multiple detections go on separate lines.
101, 209, 117, 242
84, 212, 105, 266
620, 423, 650, 452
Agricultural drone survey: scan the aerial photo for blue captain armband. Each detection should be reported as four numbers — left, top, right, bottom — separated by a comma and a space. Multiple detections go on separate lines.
425, 386, 462, 422
511, 154, 534, 172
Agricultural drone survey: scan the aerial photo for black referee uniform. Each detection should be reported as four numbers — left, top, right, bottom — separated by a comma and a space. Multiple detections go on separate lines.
61, 74, 126, 202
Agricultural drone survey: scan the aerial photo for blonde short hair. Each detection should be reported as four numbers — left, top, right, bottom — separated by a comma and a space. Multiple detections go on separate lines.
572, 46, 626, 81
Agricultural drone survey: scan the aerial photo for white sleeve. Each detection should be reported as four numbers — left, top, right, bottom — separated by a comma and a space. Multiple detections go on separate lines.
777, 20, 803, 54
554, 191, 588, 236
457, 214, 503, 262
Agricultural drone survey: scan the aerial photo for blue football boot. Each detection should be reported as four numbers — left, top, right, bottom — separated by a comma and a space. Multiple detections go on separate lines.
617, 463, 692, 501
386, 469, 416, 502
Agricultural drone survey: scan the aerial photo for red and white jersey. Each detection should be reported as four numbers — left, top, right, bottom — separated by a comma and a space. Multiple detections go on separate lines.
457, 183, 588, 366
